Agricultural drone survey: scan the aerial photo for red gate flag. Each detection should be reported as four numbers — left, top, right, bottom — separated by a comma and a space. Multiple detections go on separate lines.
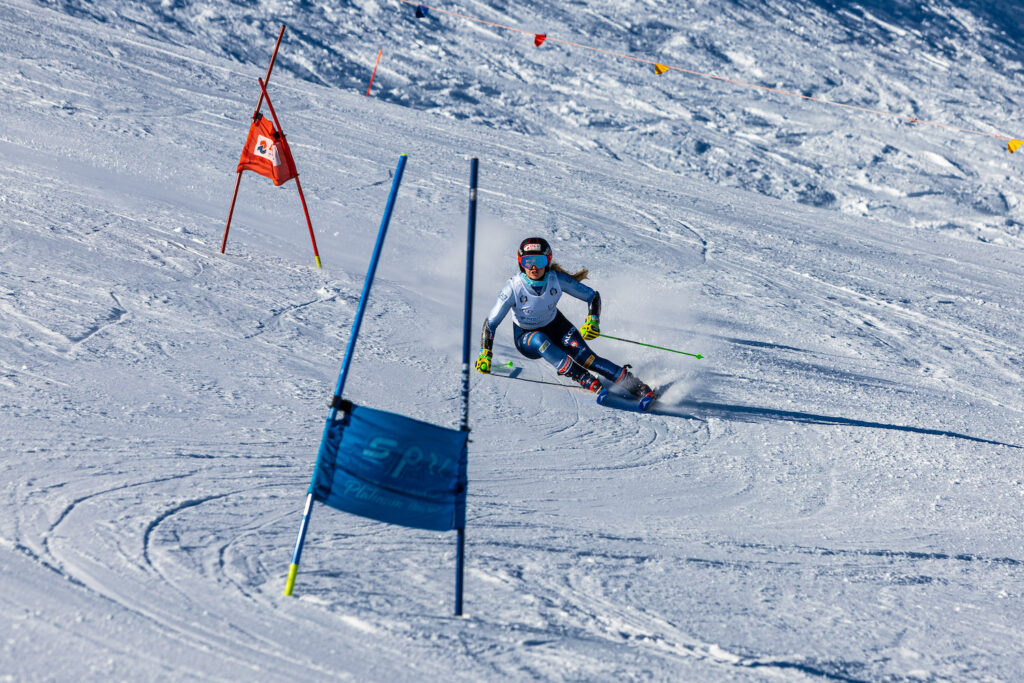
237, 113, 297, 186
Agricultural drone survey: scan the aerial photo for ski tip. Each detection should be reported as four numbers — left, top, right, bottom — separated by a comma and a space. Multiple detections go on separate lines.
596, 388, 609, 405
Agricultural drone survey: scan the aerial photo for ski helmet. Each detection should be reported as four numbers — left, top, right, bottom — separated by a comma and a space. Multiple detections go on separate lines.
518, 237, 552, 272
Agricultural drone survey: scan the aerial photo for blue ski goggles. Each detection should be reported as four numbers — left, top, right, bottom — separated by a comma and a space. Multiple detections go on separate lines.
520, 254, 549, 269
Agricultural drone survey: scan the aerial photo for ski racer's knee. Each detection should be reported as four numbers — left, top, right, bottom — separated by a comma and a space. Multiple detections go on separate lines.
562, 335, 594, 366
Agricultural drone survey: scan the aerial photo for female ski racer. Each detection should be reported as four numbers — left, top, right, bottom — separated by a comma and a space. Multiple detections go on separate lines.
475, 237, 654, 402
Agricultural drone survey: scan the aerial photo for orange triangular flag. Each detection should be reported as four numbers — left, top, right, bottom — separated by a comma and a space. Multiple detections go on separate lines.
1008, 139, 1023, 154
237, 113, 298, 186
654, 63, 669, 75
534, 33, 546, 47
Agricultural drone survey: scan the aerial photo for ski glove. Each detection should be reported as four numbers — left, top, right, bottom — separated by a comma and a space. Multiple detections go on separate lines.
580, 315, 600, 341
475, 348, 492, 374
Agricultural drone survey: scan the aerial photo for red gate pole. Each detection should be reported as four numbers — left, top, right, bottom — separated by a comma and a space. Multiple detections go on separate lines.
293, 176, 322, 269
220, 172, 244, 253
366, 48, 382, 97
258, 77, 322, 269
221, 24, 287, 254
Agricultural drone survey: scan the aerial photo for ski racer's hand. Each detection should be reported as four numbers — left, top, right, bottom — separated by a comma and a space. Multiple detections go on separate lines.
475, 348, 492, 374
580, 315, 600, 341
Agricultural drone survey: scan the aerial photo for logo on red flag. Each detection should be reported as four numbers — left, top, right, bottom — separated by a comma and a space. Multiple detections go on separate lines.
237, 114, 297, 186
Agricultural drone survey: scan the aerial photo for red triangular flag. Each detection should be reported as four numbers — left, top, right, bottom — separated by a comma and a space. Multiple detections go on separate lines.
237, 114, 298, 186
534, 33, 547, 47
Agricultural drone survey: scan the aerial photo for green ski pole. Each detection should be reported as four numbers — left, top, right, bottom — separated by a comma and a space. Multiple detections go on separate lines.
598, 333, 703, 359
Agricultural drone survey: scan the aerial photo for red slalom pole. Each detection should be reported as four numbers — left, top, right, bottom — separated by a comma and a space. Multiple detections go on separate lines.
366, 49, 382, 97
258, 77, 322, 269
221, 25, 287, 254
220, 172, 243, 253
293, 176, 322, 269
255, 25, 286, 113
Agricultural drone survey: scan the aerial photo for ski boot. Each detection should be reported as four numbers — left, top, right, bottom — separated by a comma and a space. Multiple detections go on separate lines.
615, 365, 656, 404
560, 359, 602, 392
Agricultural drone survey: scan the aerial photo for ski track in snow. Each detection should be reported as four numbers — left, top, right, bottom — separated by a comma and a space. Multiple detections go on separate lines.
2, 0, 1024, 680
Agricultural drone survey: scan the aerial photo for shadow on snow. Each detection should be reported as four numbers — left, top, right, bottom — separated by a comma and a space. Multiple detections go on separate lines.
659, 399, 1022, 449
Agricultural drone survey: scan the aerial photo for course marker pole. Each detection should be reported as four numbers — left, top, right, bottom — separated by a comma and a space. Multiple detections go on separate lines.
283, 155, 408, 596
455, 157, 478, 616
257, 77, 322, 268
366, 49, 383, 97
221, 25, 286, 254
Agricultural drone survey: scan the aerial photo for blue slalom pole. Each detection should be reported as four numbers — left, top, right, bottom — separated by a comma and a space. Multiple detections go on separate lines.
460, 158, 477, 430
329, 153, 409, 413
285, 154, 409, 596
455, 158, 477, 616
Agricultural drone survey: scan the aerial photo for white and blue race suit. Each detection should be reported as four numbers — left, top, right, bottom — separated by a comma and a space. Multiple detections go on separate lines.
482, 271, 623, 381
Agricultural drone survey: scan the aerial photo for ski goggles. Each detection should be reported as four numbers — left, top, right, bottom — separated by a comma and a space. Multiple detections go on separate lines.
520, 254, 549, 269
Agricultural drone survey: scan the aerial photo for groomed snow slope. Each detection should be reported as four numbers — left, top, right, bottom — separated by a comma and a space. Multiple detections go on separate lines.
28, 0, 1024, 245
2, 1, 1023, 680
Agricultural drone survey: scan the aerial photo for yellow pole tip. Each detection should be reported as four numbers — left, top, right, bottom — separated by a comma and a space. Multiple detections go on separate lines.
284, 564, 299, 596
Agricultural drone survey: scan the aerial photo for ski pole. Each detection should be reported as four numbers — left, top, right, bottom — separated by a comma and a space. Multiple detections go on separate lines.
598, 333, 703, 359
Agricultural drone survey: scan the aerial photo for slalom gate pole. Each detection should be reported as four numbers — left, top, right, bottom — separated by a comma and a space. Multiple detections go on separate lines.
598, 333, 703, 359
220, 173, 244, 253
330, 153, 408, 407
221, 25, 286, 254
257, 77, 323, 269
284, 154, 408, 596
461, 158, 477, 431
455, 528, 466, 615
294, 177, 322, 268
366, 48, 383, 97
284, 492, 314, 596
455, 158, 478, 617
256, 25, 287, 112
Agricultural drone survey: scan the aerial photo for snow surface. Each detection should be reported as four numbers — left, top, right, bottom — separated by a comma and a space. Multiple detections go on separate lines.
2, 0, 1023, 680
27, 0, 1024, 246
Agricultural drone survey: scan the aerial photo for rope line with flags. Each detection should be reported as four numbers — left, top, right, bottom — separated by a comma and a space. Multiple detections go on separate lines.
402, 0, 1023, 152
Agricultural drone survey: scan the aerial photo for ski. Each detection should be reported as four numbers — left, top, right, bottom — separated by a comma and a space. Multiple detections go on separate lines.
637, 391, 657, 412
495, 363, 656, 408
596, 386, 657, 412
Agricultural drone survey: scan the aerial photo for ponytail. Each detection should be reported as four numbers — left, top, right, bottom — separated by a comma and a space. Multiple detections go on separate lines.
550, 261, 588, 282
